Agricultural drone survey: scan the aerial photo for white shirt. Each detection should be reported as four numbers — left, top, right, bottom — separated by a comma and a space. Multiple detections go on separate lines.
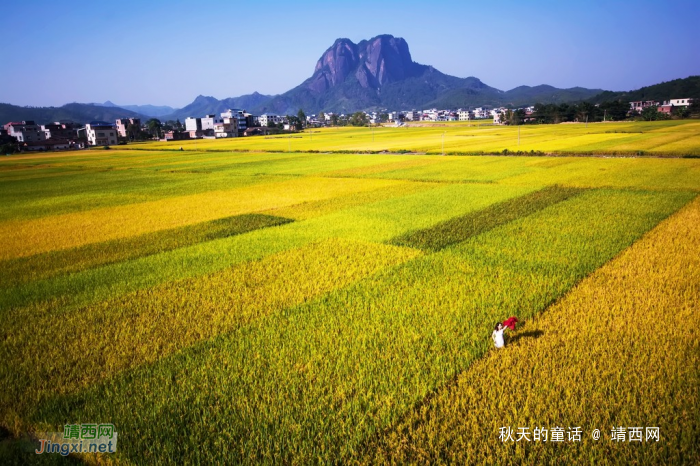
492, 329, 505, 348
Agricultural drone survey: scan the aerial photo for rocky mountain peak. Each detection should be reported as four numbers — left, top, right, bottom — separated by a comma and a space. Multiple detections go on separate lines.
356, 35, 415, 86
309, 34, 419, 93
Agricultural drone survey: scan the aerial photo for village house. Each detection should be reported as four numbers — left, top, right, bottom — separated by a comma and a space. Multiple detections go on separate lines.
84, 121, 118, 146
221, 109, 248, 136
163, 130, 190, 141
4, 121, 45, 143
259, 113, 283, 127
23, 139, 72, 151
185, 117, 202, 132
42, 122, 79, 139
214, 117, 238, 138
115, 118, 141, 138
629, 100, 658, 113
200, 114, 223, 131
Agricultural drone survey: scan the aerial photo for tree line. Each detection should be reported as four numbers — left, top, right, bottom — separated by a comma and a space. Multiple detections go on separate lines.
502, 99, 698, 125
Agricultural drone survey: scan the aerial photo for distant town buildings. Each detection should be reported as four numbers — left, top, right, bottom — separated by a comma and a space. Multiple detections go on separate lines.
0, 93, 695, 152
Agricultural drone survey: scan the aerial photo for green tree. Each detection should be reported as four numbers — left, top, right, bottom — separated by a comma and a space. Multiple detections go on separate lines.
146, 119, 162, 139
641, 105, 659, 121
689, 98, 700, 115
599, 100, 630, 121
330, 114, 339, 126
297, 109, 306, 128
0, 142, 18, 155
502, 109, 524, 125
286, 115, 302, 131
672, 106, 690, 119
318, 112, 325, 125
349, 111, 369, 127
575, 102, 596, 123
126, 122, 141, 141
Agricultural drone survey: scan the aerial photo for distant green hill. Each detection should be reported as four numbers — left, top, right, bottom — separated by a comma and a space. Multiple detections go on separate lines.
588, 76, 700, 103
0, 103, 146, 125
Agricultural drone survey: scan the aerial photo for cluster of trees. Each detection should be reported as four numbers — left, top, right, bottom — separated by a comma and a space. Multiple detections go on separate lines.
127, 119, 186, 140
0, 140, 18, 155
511, 101, 630, 125
502, 99, 698, 125
287, 109, 378, 129
319, 111, 383, 127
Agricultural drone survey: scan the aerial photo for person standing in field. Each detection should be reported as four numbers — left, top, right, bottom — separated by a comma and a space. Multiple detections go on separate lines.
492, 322, 508, 348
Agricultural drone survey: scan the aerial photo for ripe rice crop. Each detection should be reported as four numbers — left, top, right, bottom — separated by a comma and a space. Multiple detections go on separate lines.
364, 195, 700, 466
264, 180, 433, 220
126, 120, 700, 156
0, 176, 402, 260
0, 182, 527, 313
29, 189, 692, 464
0, 213, 291, 288
0, 148, 698, 464
391, 185, 583, 251
0, 239, 419, 430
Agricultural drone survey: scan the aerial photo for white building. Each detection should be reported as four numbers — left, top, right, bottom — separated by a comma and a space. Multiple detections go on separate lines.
85, 122, 118, 146
185, 117, 202, 132
669, 98, 692, 107
200, 114, 223, 130
630, 101, 658, 113
422, 109, 438, 121
4, 121, 46, 143
214, 117, 238, 138
221, 109, 247, 134
259, 113, 282, 127
458, 110, 472, 121
404, 111, 417, 121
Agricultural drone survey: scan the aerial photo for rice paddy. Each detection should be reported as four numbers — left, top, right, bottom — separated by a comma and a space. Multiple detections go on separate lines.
135, 119, 700, 156
1, 121, 699, 464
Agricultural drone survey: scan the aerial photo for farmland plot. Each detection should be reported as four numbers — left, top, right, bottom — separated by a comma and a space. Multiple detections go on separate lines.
0, 147, 698, 464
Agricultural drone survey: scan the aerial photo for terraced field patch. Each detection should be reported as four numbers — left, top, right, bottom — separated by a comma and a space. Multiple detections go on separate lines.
0, 146, 698, 464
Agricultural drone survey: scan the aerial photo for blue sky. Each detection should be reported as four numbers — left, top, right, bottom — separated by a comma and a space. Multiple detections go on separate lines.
1, 0, 699, 108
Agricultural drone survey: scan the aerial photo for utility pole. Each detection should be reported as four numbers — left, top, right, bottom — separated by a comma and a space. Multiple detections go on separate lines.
442, 131, 446, 155
604, 109, 607, 122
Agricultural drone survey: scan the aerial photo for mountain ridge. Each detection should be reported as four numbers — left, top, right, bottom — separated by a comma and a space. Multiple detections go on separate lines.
6, 35, 699, 124
0, 103, 147, 126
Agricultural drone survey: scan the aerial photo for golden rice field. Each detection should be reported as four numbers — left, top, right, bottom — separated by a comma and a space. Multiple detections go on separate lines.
136, 119, 700, 156
0, 125, 699, 465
